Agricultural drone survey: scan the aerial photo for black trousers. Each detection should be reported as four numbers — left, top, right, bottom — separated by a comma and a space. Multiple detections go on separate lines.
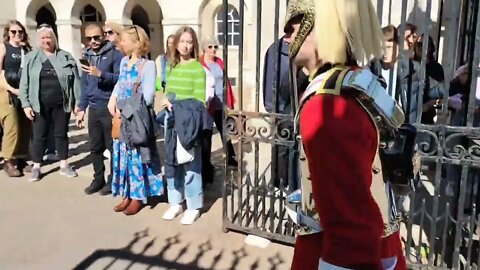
88, 107, 113, 183
271, 120, 298, 190
32, 104, 70, 163
211, 109, 235, 159
46, 125, 56, 154
201, 109, 236, 184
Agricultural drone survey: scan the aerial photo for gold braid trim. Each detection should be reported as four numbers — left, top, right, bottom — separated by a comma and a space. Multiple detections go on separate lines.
285, 0, 316, 57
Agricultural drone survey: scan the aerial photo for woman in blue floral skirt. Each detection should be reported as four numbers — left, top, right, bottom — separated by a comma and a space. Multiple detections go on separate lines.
107, 25, 162, 215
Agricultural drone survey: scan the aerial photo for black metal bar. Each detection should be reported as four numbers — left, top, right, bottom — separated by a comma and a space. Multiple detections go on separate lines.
221, 0, 230, 234
414, 0, 432, 124
272, 0, 280, 116
253, 0, 262, 230
261, 174, 268, 230
397, 0, 409, 123
466, 204, 476, 268
235, 0, 245, 227
452, 165, 470, 267
439, 202, 451, 268
466, 0, 480, 127
416, 199, 427, 264
376, 0, 384, 24
440, 0, 461, 123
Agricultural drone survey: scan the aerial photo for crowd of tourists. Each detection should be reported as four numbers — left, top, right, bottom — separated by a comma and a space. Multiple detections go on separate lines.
0, 20, 237, 225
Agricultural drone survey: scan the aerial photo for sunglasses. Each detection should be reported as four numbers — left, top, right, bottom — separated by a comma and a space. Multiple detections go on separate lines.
9, 30, 24, 35
104, 30, 115, 36
85, 35, 102, 42
208, 45, 219, 49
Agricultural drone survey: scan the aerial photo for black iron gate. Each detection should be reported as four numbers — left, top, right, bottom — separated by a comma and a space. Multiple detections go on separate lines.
220, 0, 480, 269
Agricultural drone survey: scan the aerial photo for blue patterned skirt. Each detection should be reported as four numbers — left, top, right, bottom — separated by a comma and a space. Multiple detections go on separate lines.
111, 140, 163, 203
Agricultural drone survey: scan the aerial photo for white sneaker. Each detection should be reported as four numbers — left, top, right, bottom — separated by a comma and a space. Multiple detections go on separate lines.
103, 150, 111, 159
43, 153, 59, 162
162, 205, 183, 220
181, 209, 200, 225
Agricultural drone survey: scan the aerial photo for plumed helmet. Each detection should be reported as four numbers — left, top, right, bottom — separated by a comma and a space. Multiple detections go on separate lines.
285, 0, 385, 67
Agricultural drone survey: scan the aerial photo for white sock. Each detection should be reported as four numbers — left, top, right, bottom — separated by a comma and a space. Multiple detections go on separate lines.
60, 160, 67, 168
33, 163, 41, 169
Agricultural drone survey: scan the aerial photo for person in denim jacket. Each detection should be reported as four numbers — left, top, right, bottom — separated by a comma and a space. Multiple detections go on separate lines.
19, 24, 80, 182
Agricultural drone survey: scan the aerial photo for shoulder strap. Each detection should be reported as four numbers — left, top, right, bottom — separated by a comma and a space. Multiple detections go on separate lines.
20, 47, 25, 69
161, 55, 167, 82
315, 67, 350, 96
133, 60, 147, 95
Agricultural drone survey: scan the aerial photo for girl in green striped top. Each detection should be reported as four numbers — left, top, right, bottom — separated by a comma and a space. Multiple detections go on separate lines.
161, 26, 206, 225
164, 28, 206, 106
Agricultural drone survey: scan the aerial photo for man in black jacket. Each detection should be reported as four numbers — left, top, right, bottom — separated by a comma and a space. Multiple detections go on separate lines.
263, 37, 309, 190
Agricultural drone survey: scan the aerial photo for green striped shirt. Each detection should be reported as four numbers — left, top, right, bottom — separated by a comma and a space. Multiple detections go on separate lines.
166, 60, 206, 101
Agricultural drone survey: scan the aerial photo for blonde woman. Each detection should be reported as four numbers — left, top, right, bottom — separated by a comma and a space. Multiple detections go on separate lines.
19, 24, 80, 182
155, 34, 175, 92
103, 21, 123, 49
107, 26, 162, 216
161, 26, 207, 225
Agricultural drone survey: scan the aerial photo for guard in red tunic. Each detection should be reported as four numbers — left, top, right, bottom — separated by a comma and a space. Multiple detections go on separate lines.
283, 0, 417, 269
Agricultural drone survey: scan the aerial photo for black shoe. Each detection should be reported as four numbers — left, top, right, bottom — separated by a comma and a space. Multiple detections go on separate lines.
202, 164, 215, 186
84, 180, 105, 195
99, 182, 112, 196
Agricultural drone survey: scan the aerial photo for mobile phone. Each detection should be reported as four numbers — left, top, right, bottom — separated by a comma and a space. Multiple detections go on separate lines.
79, 59, 90, 66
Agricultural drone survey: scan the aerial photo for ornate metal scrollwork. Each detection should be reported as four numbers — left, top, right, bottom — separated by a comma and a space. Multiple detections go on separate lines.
444, 133, 480, 161
416, 129, 439, 157
225, 111, 295, 145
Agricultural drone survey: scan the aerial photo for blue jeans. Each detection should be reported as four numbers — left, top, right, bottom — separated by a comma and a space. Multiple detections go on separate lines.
166, 145, 203, 210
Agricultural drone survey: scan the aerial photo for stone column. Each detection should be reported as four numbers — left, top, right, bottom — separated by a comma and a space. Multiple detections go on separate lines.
149, 23, 163, 58
56, 19, 83, 60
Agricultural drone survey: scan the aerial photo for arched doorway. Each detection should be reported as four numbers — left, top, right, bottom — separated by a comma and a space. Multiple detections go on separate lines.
123, 0, 163, 59
80, 4, 104, 23
35, 4, 57, 36
71, 0, 106, 49
131, 5, 150, 37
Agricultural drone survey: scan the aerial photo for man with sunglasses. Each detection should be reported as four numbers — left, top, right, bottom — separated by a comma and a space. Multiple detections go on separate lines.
76, 23, 123, 195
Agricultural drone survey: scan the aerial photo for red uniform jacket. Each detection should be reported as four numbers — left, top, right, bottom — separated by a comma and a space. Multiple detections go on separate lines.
291, 74, 407, 270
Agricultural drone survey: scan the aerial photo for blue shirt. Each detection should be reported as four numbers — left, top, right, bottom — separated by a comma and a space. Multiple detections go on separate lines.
207, 62, 224, 109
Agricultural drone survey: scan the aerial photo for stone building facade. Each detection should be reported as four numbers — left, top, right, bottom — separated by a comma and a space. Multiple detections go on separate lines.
0, 0, 444, 111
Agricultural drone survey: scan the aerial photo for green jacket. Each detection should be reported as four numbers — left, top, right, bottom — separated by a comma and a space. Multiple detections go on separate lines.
19, 49, 81, 113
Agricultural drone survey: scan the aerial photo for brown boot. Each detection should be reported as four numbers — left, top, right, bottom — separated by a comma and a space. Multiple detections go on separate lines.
123, 200, 144, 216
113, 198, 131, 212
3, 160, 21, 177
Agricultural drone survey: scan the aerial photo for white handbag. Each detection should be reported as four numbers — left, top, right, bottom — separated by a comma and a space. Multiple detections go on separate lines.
176, 135, 194, 164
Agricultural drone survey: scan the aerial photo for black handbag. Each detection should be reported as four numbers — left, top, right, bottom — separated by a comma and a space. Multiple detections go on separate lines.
4, 68, 22, 108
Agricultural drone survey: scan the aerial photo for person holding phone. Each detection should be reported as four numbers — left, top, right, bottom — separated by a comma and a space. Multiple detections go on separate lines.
75, 23, 123, 195
79, 58, 90, 66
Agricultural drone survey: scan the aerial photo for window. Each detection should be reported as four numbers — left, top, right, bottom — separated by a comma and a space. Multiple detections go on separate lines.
216, 5, 240, 46
80, 4, 103, 23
